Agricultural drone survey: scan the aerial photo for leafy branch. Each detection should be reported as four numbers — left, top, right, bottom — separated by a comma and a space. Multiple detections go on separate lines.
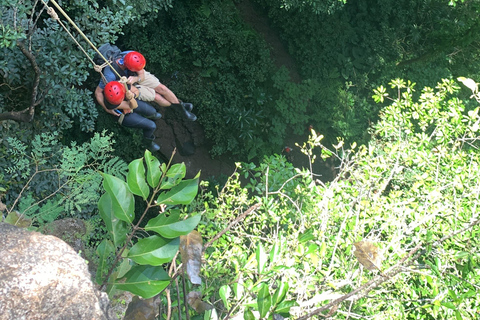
0, 40, 41, 122
296, 216, 480, 319
96, 149, 202, 300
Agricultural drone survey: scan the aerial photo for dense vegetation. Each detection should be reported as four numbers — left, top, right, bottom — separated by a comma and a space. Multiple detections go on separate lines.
1, 0, 480, 319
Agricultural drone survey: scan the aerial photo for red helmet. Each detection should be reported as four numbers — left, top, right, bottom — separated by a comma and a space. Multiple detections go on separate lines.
123, 51, 146, 71
104, 81, 126, 105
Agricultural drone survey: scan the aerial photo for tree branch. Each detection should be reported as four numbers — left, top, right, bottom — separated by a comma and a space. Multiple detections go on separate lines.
203, 202, 262, 252
0, 40, 40, 123
296, 216, 480, 320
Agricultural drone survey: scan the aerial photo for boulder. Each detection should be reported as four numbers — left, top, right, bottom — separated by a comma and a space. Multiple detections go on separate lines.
0, 222, 113, 320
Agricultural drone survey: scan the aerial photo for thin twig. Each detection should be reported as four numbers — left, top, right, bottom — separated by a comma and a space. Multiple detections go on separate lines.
203, 203, 262, 251
182, 269, 190, 320
296, 242, 424, 320
7, 166, 60, 215
176, 275, 182, 320
296, 213, 480, 320
166, 287, 172, 320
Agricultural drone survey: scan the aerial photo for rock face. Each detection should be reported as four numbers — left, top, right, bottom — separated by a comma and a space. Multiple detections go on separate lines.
0, 222, 113, 320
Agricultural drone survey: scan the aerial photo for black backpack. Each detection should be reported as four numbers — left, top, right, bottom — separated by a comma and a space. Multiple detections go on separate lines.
93, 43, 122, 65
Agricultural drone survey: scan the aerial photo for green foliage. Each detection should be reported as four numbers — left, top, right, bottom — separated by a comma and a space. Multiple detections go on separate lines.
120, 0, 285, 159
194, 78, 480, 319
274, 0, 347, 14
96, 150, 201, 300
0, 0, 173, 133
252, 0, 480, 147
1, 129, 125, 224
0, 132, 126, 224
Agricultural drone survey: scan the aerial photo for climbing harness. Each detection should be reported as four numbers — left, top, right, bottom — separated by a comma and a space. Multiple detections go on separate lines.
40, 0, 137, 108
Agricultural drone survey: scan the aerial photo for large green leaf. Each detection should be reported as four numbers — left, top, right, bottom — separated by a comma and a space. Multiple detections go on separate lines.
256, 242, 268, 274
219, 285, 231, 309
128, 235, 180, 266
160, 163, 186, 190
102, 173, 135, 223
156, 176, 199, 205
275, 300, 298, 316
115, 265, 170, 299
257, 283, 272, 319
95, 239, 114, 285
98, 193, 129, 246
127, 158, 150, 200
272, 281, 289, 305
145, 150, 161, 188
145, 211, 201, 239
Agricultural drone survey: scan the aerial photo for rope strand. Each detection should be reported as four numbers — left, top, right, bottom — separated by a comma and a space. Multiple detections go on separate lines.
40, 0, 123, 80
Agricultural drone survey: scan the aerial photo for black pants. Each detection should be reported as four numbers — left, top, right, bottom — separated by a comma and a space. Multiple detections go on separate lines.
118, 101, 157, 139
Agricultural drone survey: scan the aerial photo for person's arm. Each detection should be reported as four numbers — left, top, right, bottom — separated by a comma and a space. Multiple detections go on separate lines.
124, 87, 139, 109
126, 69, 145, 84
95, 86, 120, 116
136, 69, 145, 82
117, 101, 133, 114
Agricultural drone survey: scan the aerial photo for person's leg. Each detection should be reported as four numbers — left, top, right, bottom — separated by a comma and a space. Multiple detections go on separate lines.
141, 71, 196, 120
120, 111, 160, 151
154, 83, 179, 104
134, 100, 162, 119
153, 92, 173, 107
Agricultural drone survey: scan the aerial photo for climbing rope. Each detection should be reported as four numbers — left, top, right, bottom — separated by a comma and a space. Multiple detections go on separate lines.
40, 0, 137, 108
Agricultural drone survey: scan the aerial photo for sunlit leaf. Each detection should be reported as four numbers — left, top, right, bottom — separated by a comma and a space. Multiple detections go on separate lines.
145, 150, 161, 188
180, 230, 203, 284
116, 254, 132, 279
269, 239, 282, 264
127, 158, 150, 200
160, 163, 186, 190
95, 239, 114, 285
457, 77, 478, 93
233, 278, 244, 300
219, 285, 231, 309
275, 300, 298, 316
102, 173, 135, 223
256, 242, 268, 274
145, 211, 201, 239
98, 193, 129, 246
156, 176, 199, 205
128, 235, 180, 266
244, 309, 255, 320
115, 265, 170, 299
257, 283, 272, 318
272, 281, 289, 305
353, 241, 383, 272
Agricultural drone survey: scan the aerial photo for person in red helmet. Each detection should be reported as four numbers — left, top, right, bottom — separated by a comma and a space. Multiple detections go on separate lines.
104, 81, 126, 106
123, 51, 146, 72
96, 81, 162, 152
95, 49, 196, 121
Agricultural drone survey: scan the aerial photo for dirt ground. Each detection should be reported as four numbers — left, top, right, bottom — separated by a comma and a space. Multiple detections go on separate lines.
152, 0, 336, 182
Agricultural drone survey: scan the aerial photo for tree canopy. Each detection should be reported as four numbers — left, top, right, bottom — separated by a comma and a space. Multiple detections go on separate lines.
1, 0, 480, 319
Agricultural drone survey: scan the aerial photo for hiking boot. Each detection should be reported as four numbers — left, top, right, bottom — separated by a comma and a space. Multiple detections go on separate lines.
172, 102, 197, 121
181, 101, 193, 112
147, 112, 162, 120
144, 137, 160, 152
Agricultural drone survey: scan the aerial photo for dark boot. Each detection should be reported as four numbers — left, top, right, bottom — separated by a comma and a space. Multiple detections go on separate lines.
181, 101, 193, 112
171, 102, 197, 121
146, 112, 162, 120
144, 136, 160, 152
